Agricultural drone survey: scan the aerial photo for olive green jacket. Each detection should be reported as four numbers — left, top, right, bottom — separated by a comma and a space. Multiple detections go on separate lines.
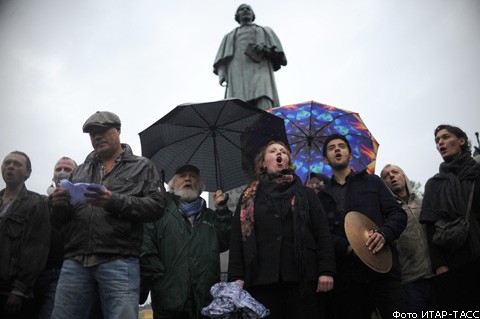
140, 193, 232, 317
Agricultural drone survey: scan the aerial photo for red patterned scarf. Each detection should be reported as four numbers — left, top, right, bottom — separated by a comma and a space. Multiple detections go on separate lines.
239, 172, 296, 241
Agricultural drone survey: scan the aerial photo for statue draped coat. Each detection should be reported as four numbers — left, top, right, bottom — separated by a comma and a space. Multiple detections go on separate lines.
213, 24, 287, 109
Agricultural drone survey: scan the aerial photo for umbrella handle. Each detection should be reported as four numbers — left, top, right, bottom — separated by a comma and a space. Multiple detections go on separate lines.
217, 192, 229, 207
160, 169, 165, 184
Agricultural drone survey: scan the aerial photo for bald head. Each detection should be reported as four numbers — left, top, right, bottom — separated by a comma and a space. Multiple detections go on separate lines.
381, 164, 408, 200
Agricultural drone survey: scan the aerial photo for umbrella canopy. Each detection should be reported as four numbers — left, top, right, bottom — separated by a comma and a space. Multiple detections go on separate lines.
139, 98, 289, 192
267, 101, 379, 183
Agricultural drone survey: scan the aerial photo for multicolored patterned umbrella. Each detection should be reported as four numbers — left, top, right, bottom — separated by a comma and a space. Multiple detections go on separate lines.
267, 101, 379, 183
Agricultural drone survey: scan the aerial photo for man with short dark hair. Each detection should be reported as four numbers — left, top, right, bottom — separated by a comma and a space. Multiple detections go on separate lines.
420, 124, 480, 310
50, 111, 165, 319
141, 164, 232, 319
0, 151, 50, 319
319, 133, 407, 319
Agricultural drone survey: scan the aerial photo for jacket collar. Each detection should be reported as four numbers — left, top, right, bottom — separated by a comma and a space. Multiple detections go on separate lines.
84, 143, 133, 164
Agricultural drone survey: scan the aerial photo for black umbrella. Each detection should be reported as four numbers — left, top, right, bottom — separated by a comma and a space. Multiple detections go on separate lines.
139, 98, 289, 192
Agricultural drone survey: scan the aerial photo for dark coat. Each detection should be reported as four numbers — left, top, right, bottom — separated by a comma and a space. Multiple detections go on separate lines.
0, 186, 50, 297
419, 152, 480, 310
52, 144, 165, 258
420, 154, 480, 271
228, 179, 335, 288
140, 193, 233, 316
318, 170, 407, 284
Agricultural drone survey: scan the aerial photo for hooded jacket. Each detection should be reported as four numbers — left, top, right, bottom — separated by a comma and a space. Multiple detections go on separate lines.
389, 173, 432, 284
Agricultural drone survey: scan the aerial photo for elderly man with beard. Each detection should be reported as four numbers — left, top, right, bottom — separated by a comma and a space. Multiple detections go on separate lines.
141, 164, 233, 319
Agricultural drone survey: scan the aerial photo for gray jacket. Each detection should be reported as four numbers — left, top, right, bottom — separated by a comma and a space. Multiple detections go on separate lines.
394, 175, 432, 284
52, 144, 165, 258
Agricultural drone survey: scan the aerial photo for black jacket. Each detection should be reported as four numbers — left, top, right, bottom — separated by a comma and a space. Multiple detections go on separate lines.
52, 144, 165, 258
420, 153, 480, 271
0, 186, 50, 297
319, 170, 407, 283
228, 179, 335, 288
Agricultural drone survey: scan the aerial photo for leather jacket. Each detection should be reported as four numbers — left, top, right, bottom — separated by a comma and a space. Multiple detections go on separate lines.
0, 186, 50, 297
52, 144, 165, 259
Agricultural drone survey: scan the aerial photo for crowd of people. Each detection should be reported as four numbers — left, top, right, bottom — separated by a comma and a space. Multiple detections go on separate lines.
1, 3, 479, 318
0, 108, 479, 319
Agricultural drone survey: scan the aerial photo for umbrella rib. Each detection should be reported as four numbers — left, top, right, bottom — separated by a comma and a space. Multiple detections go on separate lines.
183, 131, 211, 164
283, 131, 308, 138
312, 112, 358, 137
312, 140, 323, 154
151, 129, 209, 151
187, 101, 271, 131
213, 126, 269, 161
185, 100, 229, 128
274, 110, 309, 136
215, 109, 280, 131
291, 139, 308, 157
212, 132, 222, 190
213, 129, 245, 154
215, 103, 277, 128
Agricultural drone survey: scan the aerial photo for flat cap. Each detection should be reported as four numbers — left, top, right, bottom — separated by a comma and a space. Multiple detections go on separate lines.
175, 164, 200, 175
83, 111, 121, 133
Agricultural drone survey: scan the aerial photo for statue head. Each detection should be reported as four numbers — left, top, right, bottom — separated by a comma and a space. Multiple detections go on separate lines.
235, 4, 255, 24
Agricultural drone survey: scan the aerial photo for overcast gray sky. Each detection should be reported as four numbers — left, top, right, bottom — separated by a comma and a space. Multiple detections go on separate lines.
1, 0, 479, 195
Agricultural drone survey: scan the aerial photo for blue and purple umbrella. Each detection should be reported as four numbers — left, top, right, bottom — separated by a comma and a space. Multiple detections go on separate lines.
267, 101, 379, 183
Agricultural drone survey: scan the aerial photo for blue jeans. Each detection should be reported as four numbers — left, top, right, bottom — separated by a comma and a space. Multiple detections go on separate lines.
51, 257, 140, 319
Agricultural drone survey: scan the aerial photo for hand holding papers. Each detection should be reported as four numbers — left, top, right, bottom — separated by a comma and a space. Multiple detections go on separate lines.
59, 179, 106, 205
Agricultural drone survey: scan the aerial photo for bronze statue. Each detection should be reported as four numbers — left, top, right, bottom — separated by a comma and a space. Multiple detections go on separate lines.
213, 4, 287, 110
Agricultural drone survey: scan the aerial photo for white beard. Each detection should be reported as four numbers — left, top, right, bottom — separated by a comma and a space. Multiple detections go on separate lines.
174, 188, 199, 202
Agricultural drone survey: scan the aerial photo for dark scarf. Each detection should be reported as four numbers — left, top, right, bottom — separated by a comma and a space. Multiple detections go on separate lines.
421, 152, 480, 223
239, 170, 309, 279
239, 171, 296, 240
